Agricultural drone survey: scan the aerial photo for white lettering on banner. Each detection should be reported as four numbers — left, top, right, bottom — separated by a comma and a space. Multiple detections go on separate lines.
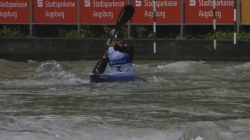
198, 0, 234, 6
144, 10, 165, 18
85, 0, 90, 7
93, 11, 113, 19
93, 1, 124, 8
45, 11, 65, 19
37, 0, 43, 7
45, 1, 76, 8
144, 0, 178, 8
0, 1, 28, 8
0, 10, 17, 18
0, 1, 28, 19
135, 0, 141, 6
198, 10, 221, 18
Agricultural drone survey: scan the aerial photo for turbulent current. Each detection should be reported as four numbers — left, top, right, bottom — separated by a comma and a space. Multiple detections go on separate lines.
0, 59, 250, 140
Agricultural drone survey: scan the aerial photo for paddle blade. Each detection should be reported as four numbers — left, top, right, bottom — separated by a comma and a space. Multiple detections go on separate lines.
116, 5, 135, 28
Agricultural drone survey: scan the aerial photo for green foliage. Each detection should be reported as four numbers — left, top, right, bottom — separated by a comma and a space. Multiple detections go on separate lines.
58, 27, 67, 38
66, 30, 78, 38
136, 26, 156, 39
121, 26, 128, 38
237, 32, 250, 40
0, 25, 25, 37
136, 26, 149, 38
80, 26, 96, 38
58, 27, 78, 38
103, 25, 113, 38
176, 30, 250, 40
1, 25, 250, 40
203, 30, 250, 40
148, 32, 154, 38
103, 25, 128, 39
206, 30, 234, 40
57, 25, 129, 39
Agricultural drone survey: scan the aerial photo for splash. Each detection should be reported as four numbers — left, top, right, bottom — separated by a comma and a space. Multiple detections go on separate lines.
224, 62, 250, 72
134, 61, 209, 74
27, 61, 88, 86
180, 120, 250, 140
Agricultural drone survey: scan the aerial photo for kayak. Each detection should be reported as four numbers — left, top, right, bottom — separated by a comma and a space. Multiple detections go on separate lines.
89, 73, 146, 83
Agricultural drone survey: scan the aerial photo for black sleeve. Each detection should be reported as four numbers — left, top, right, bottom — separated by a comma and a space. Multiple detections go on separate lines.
114, 44, 134, 58
92, 51, 109, 74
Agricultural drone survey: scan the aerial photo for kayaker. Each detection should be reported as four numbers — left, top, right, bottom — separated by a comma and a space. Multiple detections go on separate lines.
91, 29, 135, 75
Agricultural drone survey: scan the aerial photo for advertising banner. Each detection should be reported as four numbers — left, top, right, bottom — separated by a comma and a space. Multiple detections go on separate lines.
185, 0, 234, 24
241, 0, 250, 24
33, 0, 78, 24
80, 0, 128, 24
131, 0, 181, 24
0, 0, 30, 23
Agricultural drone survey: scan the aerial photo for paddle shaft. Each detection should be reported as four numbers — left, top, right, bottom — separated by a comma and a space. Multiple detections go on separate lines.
91, 29, 118, 73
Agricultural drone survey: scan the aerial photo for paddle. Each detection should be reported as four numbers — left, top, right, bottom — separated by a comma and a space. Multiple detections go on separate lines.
91, 5, 135, 74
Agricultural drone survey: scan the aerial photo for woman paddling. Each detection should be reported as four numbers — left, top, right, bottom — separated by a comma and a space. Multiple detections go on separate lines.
91, 29, 135, 75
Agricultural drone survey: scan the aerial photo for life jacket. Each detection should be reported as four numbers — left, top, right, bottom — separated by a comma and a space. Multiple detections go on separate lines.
108, 47, 134, 74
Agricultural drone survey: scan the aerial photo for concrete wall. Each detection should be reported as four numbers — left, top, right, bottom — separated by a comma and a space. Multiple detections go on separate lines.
0, 38, 249, 62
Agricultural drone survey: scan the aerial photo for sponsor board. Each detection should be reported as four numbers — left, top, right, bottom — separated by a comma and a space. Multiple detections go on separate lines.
0, 0, 30, 23
80, 0, 128, 24
33, 0, 78, 24
131, 0, 181, 24
185, 0, 234, 24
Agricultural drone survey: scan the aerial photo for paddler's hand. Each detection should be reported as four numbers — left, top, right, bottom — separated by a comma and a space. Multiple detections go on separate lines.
106, 39, 116, 47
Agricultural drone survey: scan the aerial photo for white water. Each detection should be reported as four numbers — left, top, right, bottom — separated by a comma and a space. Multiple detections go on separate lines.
0, 60, 250, 140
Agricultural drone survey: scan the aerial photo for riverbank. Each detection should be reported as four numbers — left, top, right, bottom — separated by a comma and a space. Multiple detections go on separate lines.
0, 38, 249, 62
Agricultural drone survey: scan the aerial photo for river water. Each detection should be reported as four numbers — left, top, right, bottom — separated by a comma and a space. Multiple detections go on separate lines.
0, 59, 250, 140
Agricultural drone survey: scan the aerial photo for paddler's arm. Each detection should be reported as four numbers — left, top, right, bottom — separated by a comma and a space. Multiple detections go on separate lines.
114, 44, 134, 58
92, 51, 109, 74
